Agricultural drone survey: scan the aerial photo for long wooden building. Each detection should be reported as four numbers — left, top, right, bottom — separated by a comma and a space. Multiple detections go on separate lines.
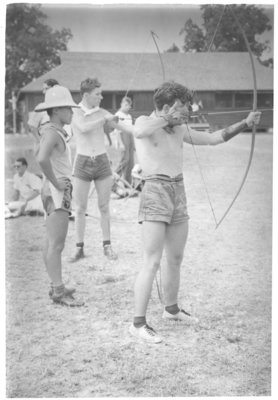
19, 51, 273, 131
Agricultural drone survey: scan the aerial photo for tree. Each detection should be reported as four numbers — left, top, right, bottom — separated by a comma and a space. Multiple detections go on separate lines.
179, 18, 205, 53
5, 4, 72, 131
165, 43, 180, 53
260, 58, 273, 69
180, 4, 272, 61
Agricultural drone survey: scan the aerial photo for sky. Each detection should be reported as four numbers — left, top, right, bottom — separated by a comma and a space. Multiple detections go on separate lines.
40, 2, 274, 59
41, 4, 205, 53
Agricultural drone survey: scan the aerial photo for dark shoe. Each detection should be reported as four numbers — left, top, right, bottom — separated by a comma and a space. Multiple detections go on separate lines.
52, 294, 85, 307
69, 247, 85, 263
28, 210, 44, 216
162, 308, 199, 323
49, 285, 76, 299
50, 284, 84, 307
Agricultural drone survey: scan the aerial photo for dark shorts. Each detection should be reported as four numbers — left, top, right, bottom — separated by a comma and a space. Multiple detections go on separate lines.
41, 179, 72, 215
73, 153, 112, 182
138, 174, 189, 224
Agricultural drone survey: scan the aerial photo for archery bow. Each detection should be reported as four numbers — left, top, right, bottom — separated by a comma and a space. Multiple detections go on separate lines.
187, 6, 226, 227
185, 5, 258, 229
150, 30, 166, 304
190, 108, 270, 118
150, 30, 166, 82
134, 8, 258, 232
215, 5, 257, 229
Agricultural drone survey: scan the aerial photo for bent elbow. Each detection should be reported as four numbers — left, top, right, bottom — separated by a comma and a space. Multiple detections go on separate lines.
38, 157, 47, 168
133, 126, 149, 138
209, 140, 219, 146
133, 128, 142, 139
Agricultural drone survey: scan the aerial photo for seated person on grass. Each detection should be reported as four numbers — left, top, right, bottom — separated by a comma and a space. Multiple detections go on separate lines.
6, 157, 44, 217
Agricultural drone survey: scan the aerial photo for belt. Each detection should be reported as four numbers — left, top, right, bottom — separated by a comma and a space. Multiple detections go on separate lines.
78, 153, 106, 160
144, 173, 183, 182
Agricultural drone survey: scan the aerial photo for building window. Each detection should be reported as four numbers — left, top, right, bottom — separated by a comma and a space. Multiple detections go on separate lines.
28, 94, 44, 111
235, 93, 252, 108
101, 93, 113, 110
215, 92, 233, 109
134, 92, 153, 112
258, 93, 273, 108
72, 92, 81, 104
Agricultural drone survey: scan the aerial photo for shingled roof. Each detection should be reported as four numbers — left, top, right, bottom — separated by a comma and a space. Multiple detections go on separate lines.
20, 51, 273, 93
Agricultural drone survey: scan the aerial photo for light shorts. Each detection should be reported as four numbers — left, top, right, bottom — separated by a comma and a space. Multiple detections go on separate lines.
73, 153, 112, 182
41, 179, 72, 215
8, 197, 44, 213
138, 174, 189, 225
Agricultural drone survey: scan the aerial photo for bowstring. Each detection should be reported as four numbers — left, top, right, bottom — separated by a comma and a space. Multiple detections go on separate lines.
149, 30, 165, 305
187, 124, 218, 226
119, 31, 165, 303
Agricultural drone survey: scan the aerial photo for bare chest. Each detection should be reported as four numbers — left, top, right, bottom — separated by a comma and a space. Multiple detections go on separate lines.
148, 128, 183, 149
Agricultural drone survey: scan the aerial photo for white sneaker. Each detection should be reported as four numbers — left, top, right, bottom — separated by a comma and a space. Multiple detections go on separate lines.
103, 245, 118, 260
129, 324, 162, 344
162, 308, 199, 323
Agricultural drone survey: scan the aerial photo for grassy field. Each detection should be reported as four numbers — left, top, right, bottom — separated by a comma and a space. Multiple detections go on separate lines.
5, 133, 272, 397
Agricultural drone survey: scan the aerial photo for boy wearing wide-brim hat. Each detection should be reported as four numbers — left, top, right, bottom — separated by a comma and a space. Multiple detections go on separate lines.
36, 85, 84, 306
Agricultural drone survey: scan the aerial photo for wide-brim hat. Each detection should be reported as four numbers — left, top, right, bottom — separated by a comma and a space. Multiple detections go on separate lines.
35, 85, 80, 112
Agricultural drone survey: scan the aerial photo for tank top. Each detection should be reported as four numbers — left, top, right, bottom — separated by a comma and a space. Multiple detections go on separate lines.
40, 123, 72, 179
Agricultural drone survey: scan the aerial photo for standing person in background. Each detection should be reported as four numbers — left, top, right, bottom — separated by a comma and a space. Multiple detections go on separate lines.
28, 79, 60, 144
70, 78, 133, 262
114, 97, 135, 184
36, 85, 84, 306
190, 100, 200, 123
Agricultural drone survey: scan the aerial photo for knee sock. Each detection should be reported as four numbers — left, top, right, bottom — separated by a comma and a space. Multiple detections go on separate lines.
165, 303, 180, 315
103, 240, 111, 247
133, 316, 146, 328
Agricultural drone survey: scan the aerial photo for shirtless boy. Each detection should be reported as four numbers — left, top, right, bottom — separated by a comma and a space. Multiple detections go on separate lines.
129, 81, 261, 343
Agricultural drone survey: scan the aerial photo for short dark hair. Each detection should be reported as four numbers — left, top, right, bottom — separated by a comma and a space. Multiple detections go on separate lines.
80, 78, 101, 96
121, 96, 132, 105
44, 79, 59, 88
16, 157, 28, 166
153, 81, 193, 110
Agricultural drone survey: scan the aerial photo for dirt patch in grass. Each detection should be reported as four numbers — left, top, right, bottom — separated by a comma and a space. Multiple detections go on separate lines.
6, 134, 272, 397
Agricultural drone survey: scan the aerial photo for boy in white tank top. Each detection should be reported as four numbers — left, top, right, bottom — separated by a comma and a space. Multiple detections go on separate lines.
70, 78, 134, 262
36, 86, 84, 307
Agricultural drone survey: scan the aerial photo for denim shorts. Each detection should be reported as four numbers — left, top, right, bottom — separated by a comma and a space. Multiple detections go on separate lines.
73, 153, 112, 182
138, 174, 189, 224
